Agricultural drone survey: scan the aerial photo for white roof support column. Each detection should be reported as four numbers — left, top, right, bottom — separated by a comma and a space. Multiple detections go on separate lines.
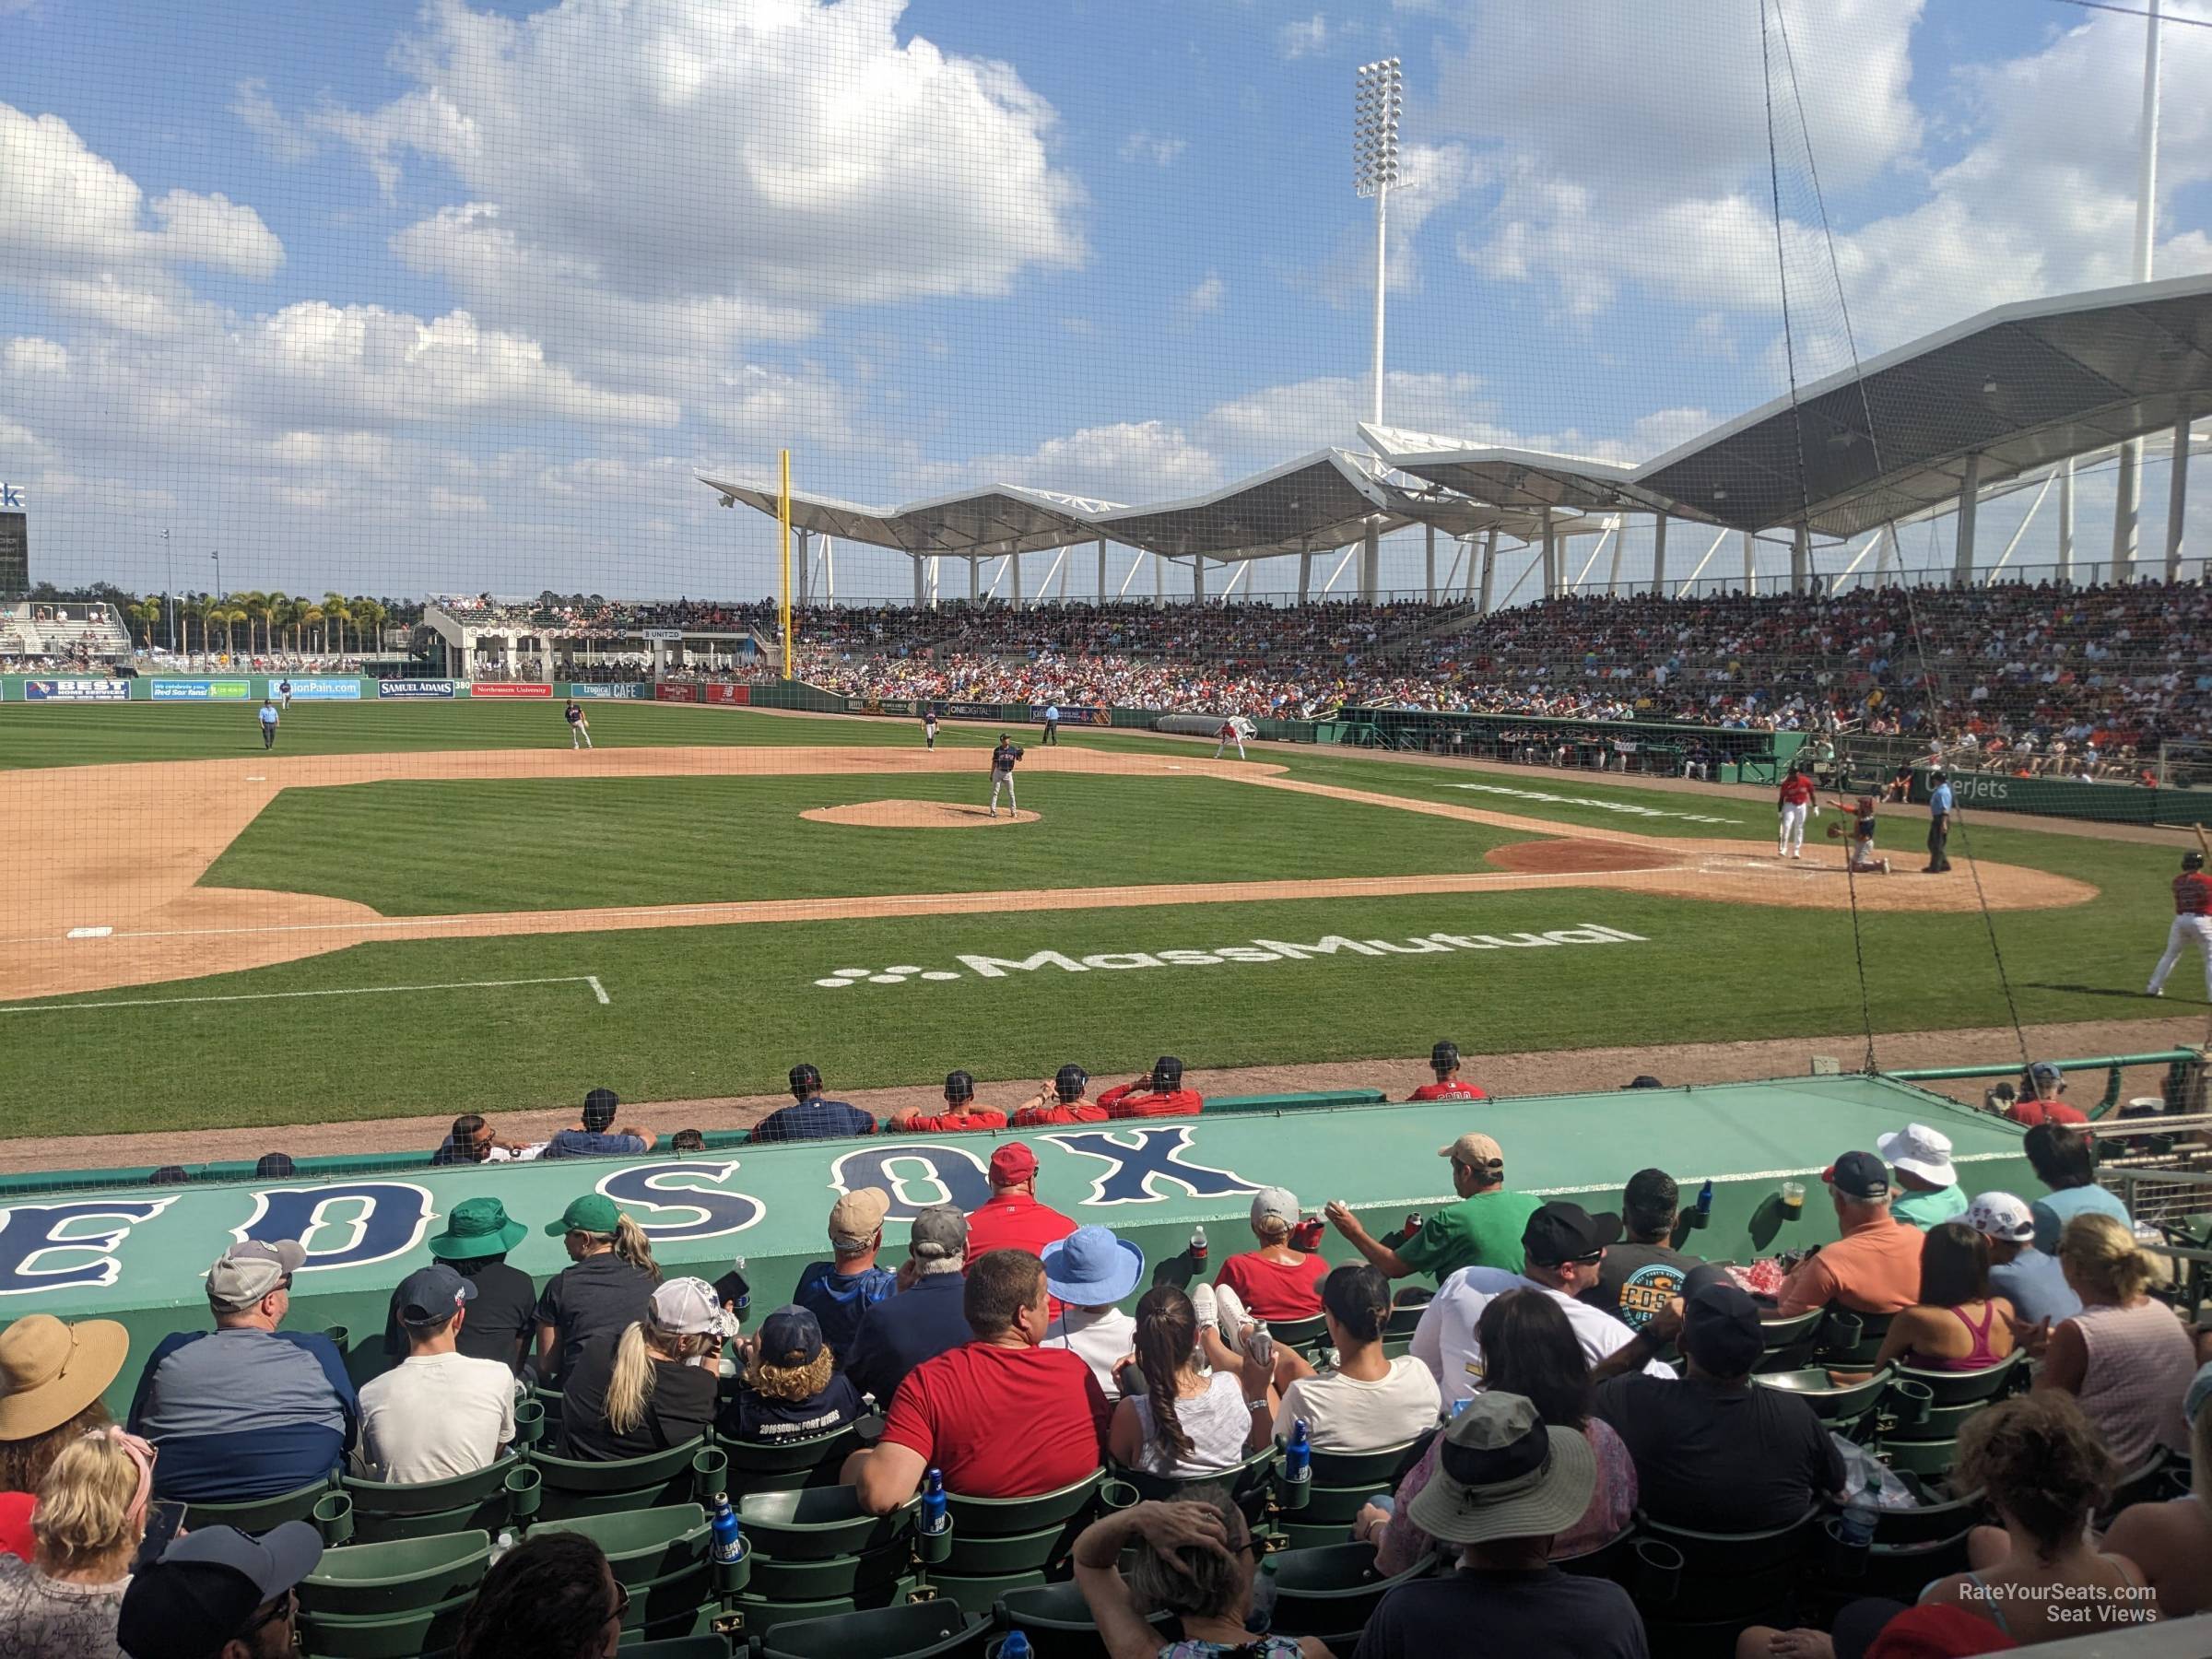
1009, 548, 1024, 610
2058, 462, 2075, 588
1608, 519, 1628, 595
1424, 522, 1437, 603
1477, 527, 1499, 614
1298, 550, 1312, 603
1739, 529, 1757, 595
1359, 521, 1381, 601
1193, 555, 1206, 604
1540, 509, 1558, 600
2166, 416, 2191, 582
795, 529, 812, 606
1791, 523, 1810, 595
1650, 514, 1668, 597
1953, 452, 1982, 587
968, 555, 980, 604
822, 535, 835, 606
1154, 549, 1166, 609
912, 553, 925, 607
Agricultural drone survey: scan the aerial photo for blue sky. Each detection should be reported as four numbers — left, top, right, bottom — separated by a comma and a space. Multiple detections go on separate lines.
1, 0, 2206, 602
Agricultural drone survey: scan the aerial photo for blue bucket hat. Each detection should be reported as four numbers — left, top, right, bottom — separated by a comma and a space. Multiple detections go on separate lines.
1041, 1225, 1145, 1306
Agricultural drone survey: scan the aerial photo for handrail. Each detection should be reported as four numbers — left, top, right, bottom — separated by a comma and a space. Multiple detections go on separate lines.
1888, 1051, 2201, 1120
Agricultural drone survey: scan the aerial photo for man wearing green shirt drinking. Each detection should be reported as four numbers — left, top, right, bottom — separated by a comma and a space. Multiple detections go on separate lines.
1324, 1132, 1543, 1282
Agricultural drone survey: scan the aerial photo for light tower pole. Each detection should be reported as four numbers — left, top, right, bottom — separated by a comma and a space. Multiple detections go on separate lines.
2112, 0, 2161, 583
1354, 58, 1402, 427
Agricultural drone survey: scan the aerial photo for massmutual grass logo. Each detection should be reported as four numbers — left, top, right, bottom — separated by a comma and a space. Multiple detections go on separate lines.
815, 924, 1650, 989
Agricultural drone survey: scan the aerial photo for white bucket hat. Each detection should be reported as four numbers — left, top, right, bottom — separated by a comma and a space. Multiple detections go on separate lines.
1877, 1123, 1957, 1188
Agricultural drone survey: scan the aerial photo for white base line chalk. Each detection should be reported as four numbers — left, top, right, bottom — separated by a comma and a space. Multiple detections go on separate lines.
0, 975, 612, 1016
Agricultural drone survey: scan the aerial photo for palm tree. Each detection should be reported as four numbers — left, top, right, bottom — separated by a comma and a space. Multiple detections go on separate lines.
189, 595, 220, 663
350, 596, 388, 655
299, 606, 324, 653
321, 593, 352, 655
236, 591, 268, 657
129, 598, 160, 648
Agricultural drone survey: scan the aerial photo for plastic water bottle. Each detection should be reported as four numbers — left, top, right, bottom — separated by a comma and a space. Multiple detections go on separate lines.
1246, 1554, 1279, 1633
1690, 1179, 1714, 1230
995, 1633, 1032, 1659
1837, 1472, 1881, 1549
1451, 1397, 1472, 1418
1190, 1226, 1208, 1265
1285, 1418, 1312, 1484
490, 1528, 517, 1564
921, 1468, 948, 1535
710, 1493, 743, 1564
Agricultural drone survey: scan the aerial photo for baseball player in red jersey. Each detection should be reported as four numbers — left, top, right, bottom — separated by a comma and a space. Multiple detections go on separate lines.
1011, 1065, 1111, 1127
2146, 832, 2212, 1001
887, 1069, 1011, 1135
1099, 1055, 1203, 1118
1407, 1040, 1489, 1102
1776, 762, 1816, 858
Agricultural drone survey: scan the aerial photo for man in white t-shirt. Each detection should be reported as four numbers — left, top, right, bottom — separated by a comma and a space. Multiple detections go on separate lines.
1411, 1202, 1675, 1400
356, 1265, 517, 1483
1040, 1225, 1143, 1400
1272, 1263, 1441, 1451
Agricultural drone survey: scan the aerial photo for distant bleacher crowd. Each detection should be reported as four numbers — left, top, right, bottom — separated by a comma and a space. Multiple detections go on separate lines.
7, 1052, 2210, 1656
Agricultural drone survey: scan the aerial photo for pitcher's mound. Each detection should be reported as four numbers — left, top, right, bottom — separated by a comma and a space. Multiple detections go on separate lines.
802, 799, 1040, 829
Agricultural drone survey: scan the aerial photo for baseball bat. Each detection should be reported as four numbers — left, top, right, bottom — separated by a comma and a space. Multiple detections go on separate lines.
2194, 822, 2210, 861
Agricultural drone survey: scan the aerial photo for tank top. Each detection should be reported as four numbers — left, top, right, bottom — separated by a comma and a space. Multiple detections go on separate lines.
1129, 1371, 1253, 1479
2070, 1300, 2195, 1466
1911, 1301, 2002, 1373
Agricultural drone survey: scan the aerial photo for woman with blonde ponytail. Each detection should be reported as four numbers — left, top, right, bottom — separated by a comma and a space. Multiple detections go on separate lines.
533, 1195, 663, 1384
561, 1278, 731, 1462
1108, 1287, 1278, 1479
2035, 1212, 2196, 1465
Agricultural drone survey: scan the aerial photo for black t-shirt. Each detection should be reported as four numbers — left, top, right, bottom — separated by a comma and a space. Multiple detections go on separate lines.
1585, 1241, 1704, 1332
722, 1373, 865, 1442
843, 1272, 971, 1406
1355, 1568, 1648, 1659
382, 1259, 539, 1371
533, 1256, 658, 1383
1593, 1373, 1845, 1534
559, 1335, 718, 1462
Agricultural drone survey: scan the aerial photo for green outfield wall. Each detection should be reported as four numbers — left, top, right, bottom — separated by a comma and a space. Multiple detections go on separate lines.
0, 1077, 2034, 1406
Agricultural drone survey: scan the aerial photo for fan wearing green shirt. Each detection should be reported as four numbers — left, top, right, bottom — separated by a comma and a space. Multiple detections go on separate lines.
1324, 1132, 1542, 1283
1878, 1124, 1969, 1231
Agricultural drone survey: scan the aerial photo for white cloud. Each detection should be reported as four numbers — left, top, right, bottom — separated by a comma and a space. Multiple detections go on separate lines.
1277, 13, 1335, 60
1119, 129, 1185, 166
1179, 271, 1225, 320
907, 419, 1219, 501
229, 78, 317, 163
1313, 141, 1477, 306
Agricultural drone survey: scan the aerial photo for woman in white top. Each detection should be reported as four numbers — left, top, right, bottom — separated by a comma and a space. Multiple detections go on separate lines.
1041, 1226, 1145, 1401
1272, 1264, 1441, 1452
1109, 1286, 1279, 1480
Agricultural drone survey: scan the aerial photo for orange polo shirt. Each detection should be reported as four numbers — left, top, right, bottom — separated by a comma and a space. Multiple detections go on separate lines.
1775, 1210, 1924, 1316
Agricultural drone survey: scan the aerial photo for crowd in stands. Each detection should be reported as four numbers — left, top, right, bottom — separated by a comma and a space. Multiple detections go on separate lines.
9, 1046, 2211, 1657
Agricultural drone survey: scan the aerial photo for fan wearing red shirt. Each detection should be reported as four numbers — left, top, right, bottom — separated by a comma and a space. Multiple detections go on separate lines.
1098, 1055, 1203, 1119
2005, 1062, 2088, 1129
888, 1070, 1011, 1135
1406, 1039, 1488, 1103
1010, 1065, 1111, 1128
848, 1248, 1109, 1512
1216, 1187, 1331, 1322
966, 1142, 1077, 1259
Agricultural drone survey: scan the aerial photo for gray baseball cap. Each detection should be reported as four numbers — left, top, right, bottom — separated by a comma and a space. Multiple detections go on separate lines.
206, 1240, 306, 1312
910, 1204, 968, 1263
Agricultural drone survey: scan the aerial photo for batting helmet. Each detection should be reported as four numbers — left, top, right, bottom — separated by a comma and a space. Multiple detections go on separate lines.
2187, 852, 2206, 872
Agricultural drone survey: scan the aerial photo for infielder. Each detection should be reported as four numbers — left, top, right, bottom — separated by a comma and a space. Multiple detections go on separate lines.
923, 709, 938, 751
565, 698, 592, 749
1776, 762, 1815, 858
256, 699, 278, 750
2146, 831, 2212, 1001
277, 677, 293, 711
1213, 717, 1246, 760
988, 732, 1023, 817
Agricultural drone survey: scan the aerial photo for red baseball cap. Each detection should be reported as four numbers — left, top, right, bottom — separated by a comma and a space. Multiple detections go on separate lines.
989, 1143, 1039, 1185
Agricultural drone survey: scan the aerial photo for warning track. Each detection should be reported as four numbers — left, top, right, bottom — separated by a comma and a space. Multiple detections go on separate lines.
0, 745, 2096, 1001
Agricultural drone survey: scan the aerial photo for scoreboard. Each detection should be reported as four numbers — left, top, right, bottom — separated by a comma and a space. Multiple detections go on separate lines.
0, 510, 26, 597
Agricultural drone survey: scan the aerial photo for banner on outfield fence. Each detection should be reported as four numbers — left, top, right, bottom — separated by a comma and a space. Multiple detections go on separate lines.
944, 701, 1001, 721
471, 683, 552, 699
149, 678, 252, 701
654, 682, 700, 703
641, 627, 685, 641
378, 679, 458, 699
282, 678, 360, 700
23, 678, 131, 701
701, 683, 749, 706
565, 682, 648, 700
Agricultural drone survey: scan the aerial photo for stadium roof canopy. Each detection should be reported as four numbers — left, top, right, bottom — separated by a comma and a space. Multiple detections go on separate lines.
1365, 272, 2212, 539
701, 448, 1575, 563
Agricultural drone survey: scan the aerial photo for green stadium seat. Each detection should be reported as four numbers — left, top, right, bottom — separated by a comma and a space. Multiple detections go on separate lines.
296, 1529, 489, 1659
1877, 1353, 2023, 1479
182, 1473, 339, 1537
1752, 1308, 1827, 1375
1631, 1506, 1824, 1656
533, 1503, 719, 1641
1265, 1314, 1330, 1358
1755, 1366, 1894, 1440
1103, 1444, 1278, 1521
629, 1640, 733, 1659
1267, 1540, 1436, 1650
1813, 1311, 1895, 1369
342, 1453, 535, 1543
753, 1599, 988, 1659
737, 1488, 918, 1606
718, 1423, 870, 1494
921, 1471, 1103, 1616
2101, 1446, 2178, 1524
531, 1437, 724, 1522
992, 1581, 1175, 1658
1276, 1437, 1427, 1554
1556, 1524, 1640, 1585
1853, 1480, 1984, 1605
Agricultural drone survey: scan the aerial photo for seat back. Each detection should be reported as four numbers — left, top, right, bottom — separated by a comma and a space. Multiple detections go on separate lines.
992, 1582, 1173, 1659
300, 1530, 490, 1618
1890, 1351, 2022, 1412
341, 1453, 530, 1543
1755, 1367, 1895, 1427
719, 1424, 867, 1493
927, 1471, 1104, 1613
1267, 1314, 1330, 1357
741, 1488, 917, 1564
1815, 1310, 1896, 1368
758, 1600, 987, 1659
1109, 1444, 1277, 1514
182, 1474, 336, 1536
1753, 1308, 1827, 1375
1278, 1436, 1428, 1551
941, 1470, 1102, 1542
1268, 1542, 1435, 1648
531, 1437, 720, 1522
532, 1503, 715, 1641
1633, 1506, 1822, 1643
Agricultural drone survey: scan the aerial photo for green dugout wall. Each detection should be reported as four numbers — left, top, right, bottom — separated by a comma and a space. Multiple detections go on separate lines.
0, 1077, 2035, 1407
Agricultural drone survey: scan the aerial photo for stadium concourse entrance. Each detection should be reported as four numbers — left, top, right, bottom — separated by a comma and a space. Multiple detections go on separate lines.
0, 1073, 2039, 1408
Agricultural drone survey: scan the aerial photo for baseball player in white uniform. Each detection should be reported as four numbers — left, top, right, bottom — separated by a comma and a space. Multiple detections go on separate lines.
1213, 718, 1247, 760
988, 733, 1023, 817
2147, 832, 2212, 1001
1776, 763, 1815, 858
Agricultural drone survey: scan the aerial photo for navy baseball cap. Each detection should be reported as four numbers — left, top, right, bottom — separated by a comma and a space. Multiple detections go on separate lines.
582, 1087, 619, 1127
1149, 1056, 1184, 1088
118, 1523, 324, 1659
1681, 1281, 1764, 1377
1054, 1064, 1089, 1100
1521, 1202, 1621, 1266
789, 1063, 822, 1095
1825, 1150, 1891, 1201
758, 1304, 825, 1370
394, 1264, 477, 1327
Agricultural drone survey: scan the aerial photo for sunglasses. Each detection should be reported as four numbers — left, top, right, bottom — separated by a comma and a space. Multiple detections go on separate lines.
605, 1581, 631, 1626
241, 1590, 297, 1638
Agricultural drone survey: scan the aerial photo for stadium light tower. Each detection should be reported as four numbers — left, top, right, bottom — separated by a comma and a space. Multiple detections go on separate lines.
1354, 58, 1402, 427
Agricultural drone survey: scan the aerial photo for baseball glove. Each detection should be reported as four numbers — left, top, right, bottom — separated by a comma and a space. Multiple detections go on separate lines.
1825, 820, 1847, 840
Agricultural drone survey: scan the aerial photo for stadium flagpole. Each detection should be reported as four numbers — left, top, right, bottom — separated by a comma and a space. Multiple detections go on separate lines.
779, 448, 793, 681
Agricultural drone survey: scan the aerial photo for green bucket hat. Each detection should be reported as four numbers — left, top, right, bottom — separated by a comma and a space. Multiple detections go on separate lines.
429, 1196, 529, 1261
547, 1194, 624, 1238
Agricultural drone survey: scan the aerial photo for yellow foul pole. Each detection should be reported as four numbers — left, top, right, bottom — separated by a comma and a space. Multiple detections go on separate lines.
778, 448, 793, 680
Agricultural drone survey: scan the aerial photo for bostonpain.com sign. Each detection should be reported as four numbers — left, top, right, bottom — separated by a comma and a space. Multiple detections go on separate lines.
815, 924, 1649, 989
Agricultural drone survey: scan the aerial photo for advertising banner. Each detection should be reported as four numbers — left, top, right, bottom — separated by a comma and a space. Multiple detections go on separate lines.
700, 683, 749, 706
282, 678, 361, 701
472, 683, 552, 699
944, 701, 1002, 722
378, 679, 459, 700
653, 682, 700, 703
1035, 703, 1111, 727
566, 682, 648, 699
24, 678, 131, 702
150, 679, 251, 701
641, 627, 684, 641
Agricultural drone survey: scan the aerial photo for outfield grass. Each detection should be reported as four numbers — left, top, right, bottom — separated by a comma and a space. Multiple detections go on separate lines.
204, 772, 1524, 913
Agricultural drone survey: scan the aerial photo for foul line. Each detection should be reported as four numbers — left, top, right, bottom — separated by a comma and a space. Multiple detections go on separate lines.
0, 975, 613, 1016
